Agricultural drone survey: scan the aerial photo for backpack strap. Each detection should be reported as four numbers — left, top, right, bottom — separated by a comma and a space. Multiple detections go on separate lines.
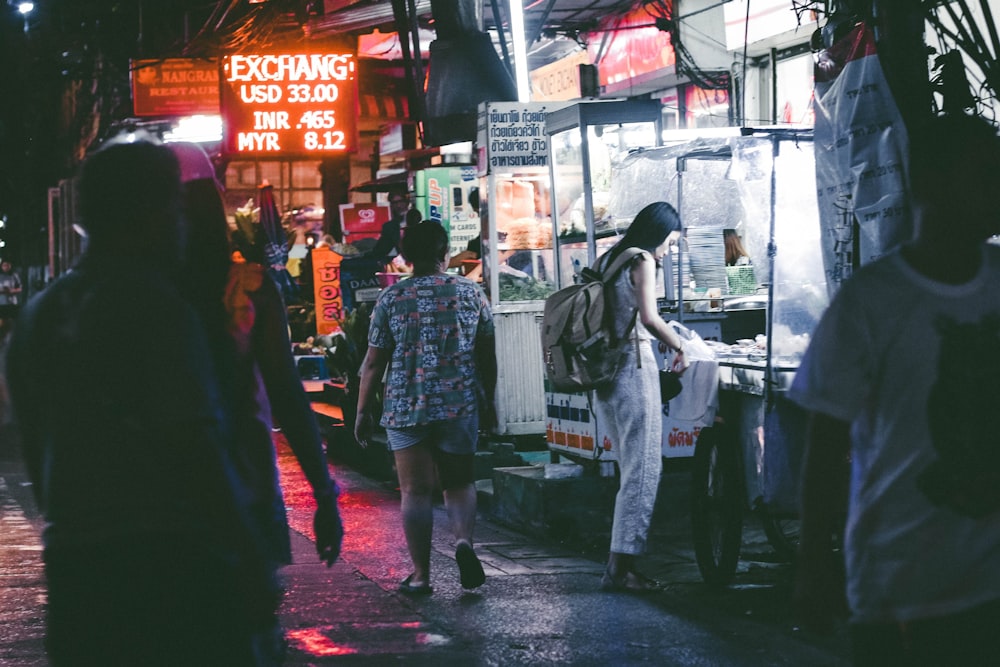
599, 247, 646, 286
594, 247, 647, 348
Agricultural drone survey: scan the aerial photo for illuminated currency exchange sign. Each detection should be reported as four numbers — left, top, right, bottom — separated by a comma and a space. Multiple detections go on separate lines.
220, 52, 358, 156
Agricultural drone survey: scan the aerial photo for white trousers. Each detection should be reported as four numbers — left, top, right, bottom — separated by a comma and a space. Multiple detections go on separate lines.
595, 340, 663, 555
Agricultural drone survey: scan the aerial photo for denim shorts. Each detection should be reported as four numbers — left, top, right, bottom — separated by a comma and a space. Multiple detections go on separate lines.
385, 414, 479, 455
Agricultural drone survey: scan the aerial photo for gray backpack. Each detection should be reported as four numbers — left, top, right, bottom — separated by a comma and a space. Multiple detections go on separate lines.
540, 248, 642, 392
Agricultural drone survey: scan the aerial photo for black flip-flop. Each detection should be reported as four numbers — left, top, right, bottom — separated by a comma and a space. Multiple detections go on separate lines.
398, 574, 433, 595
455, 543, 485, 589
599, 567, 660, 594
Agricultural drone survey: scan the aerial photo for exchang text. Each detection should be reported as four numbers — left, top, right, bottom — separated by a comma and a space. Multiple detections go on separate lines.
226, 54, 355, 83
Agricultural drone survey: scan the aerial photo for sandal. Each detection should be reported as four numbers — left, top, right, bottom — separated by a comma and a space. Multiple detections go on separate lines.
398, 574, 433, 595
455, 543, 486, 589
600, 567, 661, 594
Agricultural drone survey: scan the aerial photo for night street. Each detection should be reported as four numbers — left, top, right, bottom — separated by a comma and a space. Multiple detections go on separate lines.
1, 424, 851, 666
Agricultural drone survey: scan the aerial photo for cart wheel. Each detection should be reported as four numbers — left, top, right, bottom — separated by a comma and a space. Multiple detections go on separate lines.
690, 425, 743, 586
757, 507, 799, 563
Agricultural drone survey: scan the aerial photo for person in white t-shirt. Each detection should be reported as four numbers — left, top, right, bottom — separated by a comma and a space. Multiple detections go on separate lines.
790, 112, 1000, 666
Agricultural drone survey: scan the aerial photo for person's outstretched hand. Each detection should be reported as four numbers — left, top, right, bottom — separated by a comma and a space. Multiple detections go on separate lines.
313, 495, 344, 567
670, 348, 690, 375
481, 398, 498, 432
354, 412, 374, 448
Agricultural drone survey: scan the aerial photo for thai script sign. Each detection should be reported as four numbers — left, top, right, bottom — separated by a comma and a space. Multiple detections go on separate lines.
476, 102, 567, 176
311, 247, 344, 335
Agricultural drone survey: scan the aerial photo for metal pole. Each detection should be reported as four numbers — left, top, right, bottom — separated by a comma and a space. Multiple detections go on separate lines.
771, 47, 778, 125
765, 135, 777, 401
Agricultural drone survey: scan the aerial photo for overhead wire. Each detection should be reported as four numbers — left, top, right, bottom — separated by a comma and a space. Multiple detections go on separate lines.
640, 0, 730, 90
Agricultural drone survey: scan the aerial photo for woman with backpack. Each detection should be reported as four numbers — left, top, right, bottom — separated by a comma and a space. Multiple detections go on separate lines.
594, 201, 689, 593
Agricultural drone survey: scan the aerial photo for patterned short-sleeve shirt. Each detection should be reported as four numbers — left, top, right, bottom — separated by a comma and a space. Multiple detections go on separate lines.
368, 273, 494, 428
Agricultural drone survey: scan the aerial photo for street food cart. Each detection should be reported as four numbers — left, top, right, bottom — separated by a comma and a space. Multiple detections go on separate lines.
620, 129, 826, 585
542, 110, 757, 465
540, 99, 683, 460
687, 130, 828, 585
541, 123, 827, 583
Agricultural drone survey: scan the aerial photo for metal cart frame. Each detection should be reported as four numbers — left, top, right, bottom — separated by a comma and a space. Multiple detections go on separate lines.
685, 129, 824, 586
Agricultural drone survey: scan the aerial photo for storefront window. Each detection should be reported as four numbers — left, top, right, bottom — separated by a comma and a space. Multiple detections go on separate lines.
224, 160, 323, 216
685, 85, 731, 129
775, 52, 815, 126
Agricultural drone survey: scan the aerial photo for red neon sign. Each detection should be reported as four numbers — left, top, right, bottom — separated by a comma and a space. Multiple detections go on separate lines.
220, 52, 359, 156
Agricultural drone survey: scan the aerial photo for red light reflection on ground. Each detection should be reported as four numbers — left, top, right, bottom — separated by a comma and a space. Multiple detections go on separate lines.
274, 433, 389, 551
285, 627, 358, 657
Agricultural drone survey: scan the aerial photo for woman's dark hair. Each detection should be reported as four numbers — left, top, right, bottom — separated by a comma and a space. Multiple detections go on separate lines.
180, 178, 232, 313
78, 141, 182, 246
606, 201, 681, 265
401, 220, 449, 266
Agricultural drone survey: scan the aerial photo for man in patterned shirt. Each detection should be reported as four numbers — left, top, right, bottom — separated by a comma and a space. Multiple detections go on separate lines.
356, 220, 496, 595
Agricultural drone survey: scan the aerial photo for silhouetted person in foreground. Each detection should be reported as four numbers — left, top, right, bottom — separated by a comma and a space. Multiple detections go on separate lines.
791, 112, 1000, 666
7, 141, 273, 666
172, 141, 344, 660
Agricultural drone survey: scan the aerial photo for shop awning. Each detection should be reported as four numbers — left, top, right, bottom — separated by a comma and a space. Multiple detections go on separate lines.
349, 171, 409, 193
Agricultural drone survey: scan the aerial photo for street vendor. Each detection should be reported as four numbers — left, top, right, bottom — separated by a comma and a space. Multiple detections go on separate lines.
366, 191, 411, 266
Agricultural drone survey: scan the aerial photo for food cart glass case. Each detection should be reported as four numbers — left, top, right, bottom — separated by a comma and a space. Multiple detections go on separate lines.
480, 167, 556, 304
545, 100, 662, 289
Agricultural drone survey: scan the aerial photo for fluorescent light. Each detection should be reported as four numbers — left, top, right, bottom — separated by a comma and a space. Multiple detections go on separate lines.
162, 115, 223, 143
16, 2, 33, 15
439, 141, 473, 155
508, 0, 531, 102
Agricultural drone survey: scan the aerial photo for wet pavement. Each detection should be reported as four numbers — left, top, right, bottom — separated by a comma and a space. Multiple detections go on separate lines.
0, 426, 852, 666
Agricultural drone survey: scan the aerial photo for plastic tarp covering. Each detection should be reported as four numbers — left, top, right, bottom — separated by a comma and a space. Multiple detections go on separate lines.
813, 23, 911, 295
609, 137, 769, 298
608, 138, 737, 229
611, 139, 771, 255
760, 138, 829, 360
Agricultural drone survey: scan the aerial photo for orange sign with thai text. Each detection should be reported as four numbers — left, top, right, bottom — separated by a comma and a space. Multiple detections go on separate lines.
312, 247, 344, 335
